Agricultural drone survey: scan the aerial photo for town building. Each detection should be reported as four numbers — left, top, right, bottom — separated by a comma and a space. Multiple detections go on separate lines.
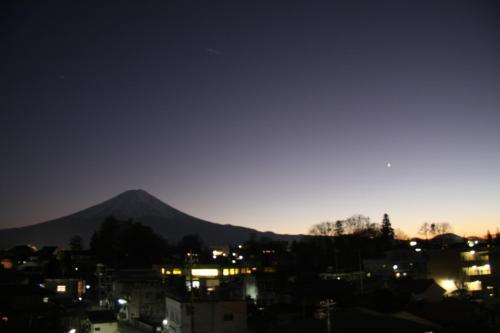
427, 245, 500, 298
164, 295, 247, 333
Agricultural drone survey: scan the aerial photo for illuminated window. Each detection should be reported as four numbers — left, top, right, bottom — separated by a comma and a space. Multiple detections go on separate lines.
192, 269, 219, 277
172, 268, 182, 275
461, 251, 475, 261
161, 268, 165, 275
43, 297, 49, 303
461, 250, 489, 262
192, 281, 200, 288
223, 269, 229, 276
464, 280, 482, 291
57, 285, 66, 293
463, 264, 491, 276
478, 253, 490, 261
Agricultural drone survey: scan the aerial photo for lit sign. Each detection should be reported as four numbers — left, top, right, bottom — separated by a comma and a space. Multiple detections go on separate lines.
191, 269, 219, 277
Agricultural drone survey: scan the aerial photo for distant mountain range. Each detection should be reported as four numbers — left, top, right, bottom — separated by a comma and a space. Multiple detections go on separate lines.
0, 190, 299, 249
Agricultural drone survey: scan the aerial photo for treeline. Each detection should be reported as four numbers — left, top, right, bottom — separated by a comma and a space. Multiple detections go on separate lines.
89, 216, 170, 267
85, 216, 211, 267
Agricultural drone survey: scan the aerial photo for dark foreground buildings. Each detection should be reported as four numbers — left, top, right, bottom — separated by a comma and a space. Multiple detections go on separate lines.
1, 234, 500, 333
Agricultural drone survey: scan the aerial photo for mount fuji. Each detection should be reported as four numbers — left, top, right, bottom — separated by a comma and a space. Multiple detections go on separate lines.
0, 190, 298, 248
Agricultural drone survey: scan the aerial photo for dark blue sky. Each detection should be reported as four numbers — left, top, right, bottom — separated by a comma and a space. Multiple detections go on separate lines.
1, 0, 499, 236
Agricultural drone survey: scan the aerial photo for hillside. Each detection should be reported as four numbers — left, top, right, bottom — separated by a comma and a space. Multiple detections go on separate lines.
0, 190, 298, 248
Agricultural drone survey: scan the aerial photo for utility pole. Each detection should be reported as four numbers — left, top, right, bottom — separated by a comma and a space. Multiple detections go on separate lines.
186, 252, 196, 333
319, 299, 336, 333
358, 250, 364, 294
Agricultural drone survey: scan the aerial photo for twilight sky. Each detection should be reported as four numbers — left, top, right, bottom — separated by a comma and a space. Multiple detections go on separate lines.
1, 0, 499, 237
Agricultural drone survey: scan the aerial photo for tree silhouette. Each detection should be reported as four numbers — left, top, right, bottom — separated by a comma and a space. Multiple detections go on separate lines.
419, 222, 451, 239
380, 214, 394, 242
334, 220, 344, 236
309, 221, 336, 237
418, 223, 430, 239
90, 216, 170, 267
310, 215, 379, 238
177, 234, 204, 255
69, 235, 83, 251
486, 230, 493, 245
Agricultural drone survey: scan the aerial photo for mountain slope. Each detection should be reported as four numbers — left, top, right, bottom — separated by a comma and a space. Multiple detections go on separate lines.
0, 190, 297, 248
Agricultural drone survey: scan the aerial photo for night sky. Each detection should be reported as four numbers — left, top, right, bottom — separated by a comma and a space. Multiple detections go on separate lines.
1, 0, 499, 236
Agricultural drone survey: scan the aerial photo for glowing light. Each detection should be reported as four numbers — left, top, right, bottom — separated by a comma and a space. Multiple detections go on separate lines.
162, 319, 168, 326
212, 250, 224, 257
409, 241, 417, 246
386, 162, 391, 168
118, 299, 128, 305
438, 279, 457, 293
238, 245, 242, 249
0, 259, 13, 270
395, 272, 401, 278
191, 268, 219, 277
57, 285, 66, 293
392, 265, 398, 270
463, 264, 491, 276
172, 268, 182, 275
85, 285, 90, 290
464, 280, 482, 291
68, 329, 76, 333
415, 248, 422, 252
